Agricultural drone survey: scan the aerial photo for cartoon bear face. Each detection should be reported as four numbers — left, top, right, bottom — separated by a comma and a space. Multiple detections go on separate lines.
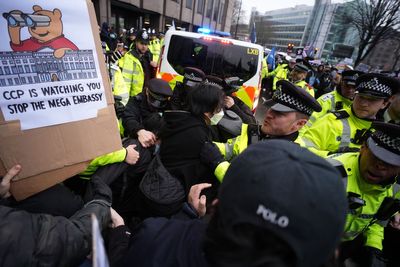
28, 5, 63, 43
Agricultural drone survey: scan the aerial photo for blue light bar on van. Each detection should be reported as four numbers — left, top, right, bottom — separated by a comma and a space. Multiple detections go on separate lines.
198, 28, 211, 34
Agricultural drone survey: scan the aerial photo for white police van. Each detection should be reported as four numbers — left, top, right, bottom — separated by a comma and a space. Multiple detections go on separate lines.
157, 29, 264, 110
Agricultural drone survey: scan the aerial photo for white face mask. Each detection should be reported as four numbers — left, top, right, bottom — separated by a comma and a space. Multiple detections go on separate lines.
210, 110, 224, 125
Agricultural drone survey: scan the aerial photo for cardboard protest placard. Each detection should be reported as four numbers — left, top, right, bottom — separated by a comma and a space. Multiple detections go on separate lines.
0, 0, 122, 200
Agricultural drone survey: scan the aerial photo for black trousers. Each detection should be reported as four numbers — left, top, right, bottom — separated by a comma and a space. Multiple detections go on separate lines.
9, 183, 84, 217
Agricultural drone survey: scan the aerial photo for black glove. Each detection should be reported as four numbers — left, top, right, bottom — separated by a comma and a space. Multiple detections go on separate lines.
114, 100, 125, 119
200, 142, 224, 171
364, 246, 386, 267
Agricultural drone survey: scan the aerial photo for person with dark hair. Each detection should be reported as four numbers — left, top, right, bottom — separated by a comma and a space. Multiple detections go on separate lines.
137, 82, 225, 217
107, 140, 347, 267
201, 80, 322, 181
205, 75, 256, 125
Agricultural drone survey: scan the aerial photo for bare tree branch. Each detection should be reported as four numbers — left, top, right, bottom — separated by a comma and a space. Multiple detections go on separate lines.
344, 0, 400, 66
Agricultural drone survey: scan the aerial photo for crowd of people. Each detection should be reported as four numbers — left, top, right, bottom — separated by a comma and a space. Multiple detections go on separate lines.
1, 24, 400, 267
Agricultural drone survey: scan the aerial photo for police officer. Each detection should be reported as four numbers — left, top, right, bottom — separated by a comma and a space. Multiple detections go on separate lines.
298, 73, 399, 157
121, 29, 157, 97
122, 78, 173, 148
288, 63, 315, 97
201, 80, 322, 181
266, 58, 296, 92
170, 67, 206, 110
327, 122, 400, 266
304, 70, 364, 131
126, 28, 136, 50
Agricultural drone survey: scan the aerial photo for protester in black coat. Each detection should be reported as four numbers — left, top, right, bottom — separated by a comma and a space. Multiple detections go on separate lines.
159, 83, 225, 193
136, 83, 225, 217
107, 141, 348, 267
0, 165, 112, 267
121, 78, 173, 147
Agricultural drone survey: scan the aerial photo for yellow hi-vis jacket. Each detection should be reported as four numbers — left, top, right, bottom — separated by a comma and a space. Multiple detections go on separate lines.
294, 80, 315, 98
79, 148, 127, 179
327, 153, 400, 250
149, 38, 161, 63
213, 124, 253, 182
300, 90, 352, 134
296, 106, 372, 158
111, 65, 129, 106
261, 57, 269, 79
121, 50, 144, 97
266, 64, 289, 91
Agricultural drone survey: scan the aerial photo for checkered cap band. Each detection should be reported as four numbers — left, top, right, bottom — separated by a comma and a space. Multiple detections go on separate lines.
273, 89, 314, 116
372, 131, 400, 155
357, 77, 392, 96
203, 81, 223, 90
184, 73, 203, 82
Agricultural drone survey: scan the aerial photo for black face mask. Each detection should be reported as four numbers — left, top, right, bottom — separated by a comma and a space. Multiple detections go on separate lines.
149, 97, 167, 109
147, 90, 168, 109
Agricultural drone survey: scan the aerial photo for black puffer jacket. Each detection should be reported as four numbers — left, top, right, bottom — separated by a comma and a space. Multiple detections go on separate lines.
122, 93, 166, 138
0, 199, 110, 267
0, 175, 111, 267
159, 111, 218, 194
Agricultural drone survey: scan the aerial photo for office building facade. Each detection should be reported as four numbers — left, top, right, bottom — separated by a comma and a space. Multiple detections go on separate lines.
250, 5, 313, 51
91, 0, 234, 34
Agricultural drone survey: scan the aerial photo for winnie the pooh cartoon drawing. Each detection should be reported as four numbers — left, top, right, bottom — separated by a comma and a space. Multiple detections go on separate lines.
4, 5, 78, 58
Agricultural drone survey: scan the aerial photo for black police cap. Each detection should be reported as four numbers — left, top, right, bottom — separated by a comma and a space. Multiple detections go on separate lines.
271, 80, 322, 116
148, 78, 173, 97
367, 121, 400, 166
293, 63, 309, 73
183, 67, 206, 86
341, 70, 364, 86
355, 73, 400, 99
136, 29, 150, 44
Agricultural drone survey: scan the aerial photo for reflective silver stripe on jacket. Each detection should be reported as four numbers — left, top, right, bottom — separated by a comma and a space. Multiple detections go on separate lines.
338, 118, 351, 148
302, 137, 318, 149
330, 95, 336, 111
224, 142, 235, 161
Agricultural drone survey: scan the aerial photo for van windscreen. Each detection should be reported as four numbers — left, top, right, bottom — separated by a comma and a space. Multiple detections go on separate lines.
167, 35, 258, 82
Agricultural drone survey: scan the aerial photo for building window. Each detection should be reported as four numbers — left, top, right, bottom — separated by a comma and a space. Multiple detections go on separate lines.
213, 0, 220, 21
206, 0, 213, 18
218, 1, 224, 24
186, 0, 193, 9
197, 0, 204, 14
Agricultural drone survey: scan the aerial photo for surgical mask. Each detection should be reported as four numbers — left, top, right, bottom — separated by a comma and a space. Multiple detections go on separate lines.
210, 110, 224, 125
